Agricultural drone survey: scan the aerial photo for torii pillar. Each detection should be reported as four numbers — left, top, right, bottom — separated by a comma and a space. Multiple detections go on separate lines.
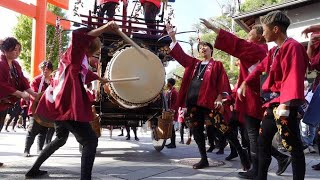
0, 0, 70, 77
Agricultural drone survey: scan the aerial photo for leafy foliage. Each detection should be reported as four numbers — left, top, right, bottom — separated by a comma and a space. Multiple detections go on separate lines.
13, 4, 69, 73
240, 0, 284, 13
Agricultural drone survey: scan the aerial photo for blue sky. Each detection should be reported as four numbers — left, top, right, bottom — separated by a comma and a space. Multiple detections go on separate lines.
0, 0, 228, 73
0, 0, 226, 43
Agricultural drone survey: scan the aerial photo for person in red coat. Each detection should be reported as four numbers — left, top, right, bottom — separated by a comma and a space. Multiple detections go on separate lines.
166, 24, 250, 170
23, 61, 54, 157
165, 78, 179, 148
139, 0, 161, 34
0, 37, 37, 167
25, 21, 119, 179
97, 0, 128, 23
302, 25, 320, 171
239, 11, 308, 180
201, 19, 291, 178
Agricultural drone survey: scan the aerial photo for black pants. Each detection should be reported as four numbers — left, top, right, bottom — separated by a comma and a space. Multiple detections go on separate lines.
187, 106, 244, 161
28, 120, 98, 180
5, 102, 21, 130
125, 126, 138, 138
24, 117, 49, 153
206, 125, 226, 149
257, 106, 305, 180
98, 2, 117, 23
180, 122, 186, 141
45, 127, 55, 145
245, 115, 288, 174
142, 2, 160, 34
21, 107, 28, 129
0, 110, 8, 132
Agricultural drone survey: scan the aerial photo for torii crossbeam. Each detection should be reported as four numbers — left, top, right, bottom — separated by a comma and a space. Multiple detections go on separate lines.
0, 0, 70, 77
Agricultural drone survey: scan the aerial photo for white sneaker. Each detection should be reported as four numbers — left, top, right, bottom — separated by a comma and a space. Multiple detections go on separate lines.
309, 146, 316, 153
303, 147, 310, 154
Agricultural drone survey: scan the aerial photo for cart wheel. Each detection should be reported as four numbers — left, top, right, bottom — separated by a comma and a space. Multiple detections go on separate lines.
151, 129, 166, 152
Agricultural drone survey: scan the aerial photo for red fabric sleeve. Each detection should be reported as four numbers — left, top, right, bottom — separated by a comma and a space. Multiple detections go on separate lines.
279, 44, 308, 104
214, 29, 267, 64
85, 70, 100, 84
169, 43, 196, 68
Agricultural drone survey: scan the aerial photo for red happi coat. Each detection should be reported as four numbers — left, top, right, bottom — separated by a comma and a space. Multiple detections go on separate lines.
169, 43, 232, 121
166, 87, 179, 120
0, 55, 30, 112
214, 29, 267, 122
27, 75, 49, 116
97, 0, 120, 5
246, 38, 308, 107
35, 29, 100, 122
140, 0, 161, 8
309, 32, 320, 91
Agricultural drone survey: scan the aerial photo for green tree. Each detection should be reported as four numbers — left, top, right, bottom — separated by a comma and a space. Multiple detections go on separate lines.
13, 4, 69, 73
241, 0, 284, 13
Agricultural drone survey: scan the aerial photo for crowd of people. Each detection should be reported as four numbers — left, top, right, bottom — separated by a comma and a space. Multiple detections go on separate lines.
163, 10, 320, 180
1, 3, 320, 180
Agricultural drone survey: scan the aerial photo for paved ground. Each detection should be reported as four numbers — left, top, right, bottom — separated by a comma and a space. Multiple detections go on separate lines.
1, 127, 320, 180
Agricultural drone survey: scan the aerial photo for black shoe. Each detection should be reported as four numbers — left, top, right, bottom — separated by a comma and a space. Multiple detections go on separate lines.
276, 156, 291, 175
25, 169, 48, 178
312, 163, 320, 170
179, 141, 184, 144
238, 169, 256, 179
165, 144, 176, 148
135, 137, 139, 141
126, 137, 130, 140
0, 162, 3, 167
192, 159, 209, 169
225, 152, 238, 161
216, 149, 224, 154
207, 145, 215, 152
118, 133, 124, 136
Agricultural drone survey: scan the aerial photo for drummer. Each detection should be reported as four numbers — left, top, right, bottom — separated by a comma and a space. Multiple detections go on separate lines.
23, 61, 54, 157
25, 21, 119, 179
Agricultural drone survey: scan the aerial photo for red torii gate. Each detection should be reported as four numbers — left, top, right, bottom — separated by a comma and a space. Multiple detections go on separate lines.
0, 0, 70, 77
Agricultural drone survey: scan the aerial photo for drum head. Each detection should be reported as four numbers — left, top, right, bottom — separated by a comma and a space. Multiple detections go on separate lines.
106, 47, 165, 108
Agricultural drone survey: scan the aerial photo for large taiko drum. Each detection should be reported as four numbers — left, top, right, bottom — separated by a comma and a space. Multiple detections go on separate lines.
103, 47, 165, 109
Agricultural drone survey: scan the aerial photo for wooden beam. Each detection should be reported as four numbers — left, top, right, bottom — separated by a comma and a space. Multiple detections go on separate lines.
48, 0, 69, 10
0, 0, 70, 29
0, 0, 36, 17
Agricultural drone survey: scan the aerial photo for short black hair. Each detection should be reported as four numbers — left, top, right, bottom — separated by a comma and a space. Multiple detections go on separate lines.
0, 37, 21, 53
39, 61, 53, 71
197, 41, 213, 56
167, 78, 176, 86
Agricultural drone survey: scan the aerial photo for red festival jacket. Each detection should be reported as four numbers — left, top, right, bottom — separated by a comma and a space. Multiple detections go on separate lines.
97, 0, 120, 5
35, 29, 100, 122
0, 55, 30, 112
169, 43, 232, 121
245, 38, 308, 107
139, 0, 161, 8
214, 29, 267, 122
166, 87, 179, 120
27, 75, 49, 116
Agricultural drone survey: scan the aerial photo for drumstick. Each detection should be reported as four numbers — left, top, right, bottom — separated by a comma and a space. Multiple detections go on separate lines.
108, 77, 140, 83
116, 30, 149, 59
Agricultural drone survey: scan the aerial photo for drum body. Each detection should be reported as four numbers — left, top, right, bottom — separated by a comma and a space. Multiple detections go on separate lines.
104, 47, 165, 109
